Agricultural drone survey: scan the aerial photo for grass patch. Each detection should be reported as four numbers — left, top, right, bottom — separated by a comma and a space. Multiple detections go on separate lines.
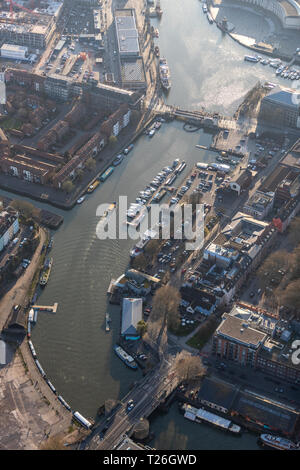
186, 317, 219, 350
170, 321, 199, 337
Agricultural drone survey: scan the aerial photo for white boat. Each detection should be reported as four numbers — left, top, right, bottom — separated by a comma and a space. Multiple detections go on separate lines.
260, 434, 300, 450
207, 12, 213, 23
77, 196, 85, 204
159, 58, 171, 90
244, 55, 259, 63
149, 129, 155, 138
113, 154, 124, 166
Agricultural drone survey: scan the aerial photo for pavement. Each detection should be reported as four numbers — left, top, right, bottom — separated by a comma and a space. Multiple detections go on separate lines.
0, 227, 46, 332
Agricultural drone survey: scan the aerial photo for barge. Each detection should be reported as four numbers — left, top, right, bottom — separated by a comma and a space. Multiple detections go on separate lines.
105, 312, 111, 332
114, 345, 137, 370
87, 180, 100, 193
183, 404, 242, 435
39, 257, 53, 287
100, 166, 114, 182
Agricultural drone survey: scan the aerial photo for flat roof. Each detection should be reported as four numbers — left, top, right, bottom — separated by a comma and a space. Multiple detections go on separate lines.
216, 313, 267, 348
198, 376, 237, 410
232, 389, 299, 434
1, 44, 28, 52
115, 11, 140, 55
121, 58, 146, 83
263, 86, 299, 110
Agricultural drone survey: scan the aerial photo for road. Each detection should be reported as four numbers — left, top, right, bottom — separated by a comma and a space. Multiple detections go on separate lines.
0, 227, 46, 332
84, 358, 178, 450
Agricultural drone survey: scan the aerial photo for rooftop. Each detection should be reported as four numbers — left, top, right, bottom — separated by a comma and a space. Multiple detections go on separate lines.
263, 85, 300, 110
121, 297, 143, 336
216, 313, 268, 349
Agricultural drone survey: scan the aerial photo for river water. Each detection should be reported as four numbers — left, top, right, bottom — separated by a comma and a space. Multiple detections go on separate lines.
2, 0, 286, 449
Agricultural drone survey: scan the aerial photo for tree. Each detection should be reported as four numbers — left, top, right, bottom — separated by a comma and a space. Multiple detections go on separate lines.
288, 218, 300, 246
151, 285, 181, 330
257, 250, 290, 290
76, 169, 84, 181
85, 157, 96, 171
144, 239, 161, 263
132, 253, 147, 271
10, 200, 39, 220
137, 320, 147, 337
62, 180, 74, 193
108, 135, 117, 146
281, 279, 300, 318
173, 351, 206, 384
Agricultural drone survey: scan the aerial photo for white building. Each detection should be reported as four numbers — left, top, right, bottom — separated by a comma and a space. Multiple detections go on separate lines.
0, 209, 19, 252
1, 44, 28, 60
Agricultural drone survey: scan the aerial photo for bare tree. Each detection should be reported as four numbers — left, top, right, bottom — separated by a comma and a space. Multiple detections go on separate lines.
151, 285, 181, 330
173, 351, 206, 384
257, 250, 290, 290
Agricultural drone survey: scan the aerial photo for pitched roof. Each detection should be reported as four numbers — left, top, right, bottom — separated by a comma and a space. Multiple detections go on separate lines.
121, 297, 142, 336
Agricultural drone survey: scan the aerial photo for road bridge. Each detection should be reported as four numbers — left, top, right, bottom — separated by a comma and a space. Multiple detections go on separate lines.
83, 358, 179, 450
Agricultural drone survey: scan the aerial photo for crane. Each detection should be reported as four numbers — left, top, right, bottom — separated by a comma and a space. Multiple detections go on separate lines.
8, 0, 39, 18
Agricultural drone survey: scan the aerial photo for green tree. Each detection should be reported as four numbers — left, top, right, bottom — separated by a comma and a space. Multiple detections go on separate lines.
85, 157, 96, 171
10, 200, 39, 219
62, 180, 74, 193
76, 169, 84, 181
137, 320, 148, 337
108, 135, 117, 146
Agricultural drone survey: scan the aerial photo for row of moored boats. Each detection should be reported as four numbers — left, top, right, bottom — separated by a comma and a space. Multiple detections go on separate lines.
244, 55, 300, 80
76, 144, 135, 204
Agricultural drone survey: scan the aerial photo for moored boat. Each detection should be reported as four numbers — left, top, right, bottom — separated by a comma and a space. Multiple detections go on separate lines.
244, 55, 259, 63
105, 312, 111, 332
113, 154, 124, 166
99, 166, 114, 182
207, 12, 213, 23
259, 434, 300, 450
114, 344, 137, 369
123, 143, 134, 155
40, 257, 53, 287
183, 404, 242, 435
87, 179, 100, 193
159, 57, 171, 91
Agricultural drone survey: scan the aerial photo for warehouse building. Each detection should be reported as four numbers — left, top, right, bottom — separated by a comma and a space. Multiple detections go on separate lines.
259, 85, 300, 129
121, 297, 142, 339
114, 9, 140, 57
1, 44, 28, 60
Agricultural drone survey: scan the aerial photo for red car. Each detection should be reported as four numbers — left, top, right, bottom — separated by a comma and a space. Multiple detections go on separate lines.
181, 268, 187, 274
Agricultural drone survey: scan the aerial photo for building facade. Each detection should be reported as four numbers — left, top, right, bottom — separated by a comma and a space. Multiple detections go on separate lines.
0, 208, 19, 252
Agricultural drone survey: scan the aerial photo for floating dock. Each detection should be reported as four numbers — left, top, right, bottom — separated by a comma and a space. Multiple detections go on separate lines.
31, 303, 58, 313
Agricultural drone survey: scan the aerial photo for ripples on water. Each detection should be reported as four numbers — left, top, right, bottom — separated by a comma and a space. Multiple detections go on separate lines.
1, 0, 284, 448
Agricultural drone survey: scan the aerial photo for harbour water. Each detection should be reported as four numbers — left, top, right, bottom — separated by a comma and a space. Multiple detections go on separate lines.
0, 0, 284, 449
